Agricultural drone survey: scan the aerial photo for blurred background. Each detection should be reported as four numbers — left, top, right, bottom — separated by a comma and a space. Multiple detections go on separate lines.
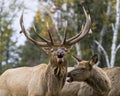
0, 0, 120, 74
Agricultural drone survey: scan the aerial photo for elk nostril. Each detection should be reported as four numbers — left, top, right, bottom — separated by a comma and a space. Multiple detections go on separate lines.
58, 52, 64, 58
57, 49, 65, 58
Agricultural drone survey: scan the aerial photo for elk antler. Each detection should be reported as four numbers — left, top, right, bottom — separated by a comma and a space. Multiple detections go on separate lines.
62, 7, 91, 46
20, 6, 91, 48
20, 12, 54, 47
62, 21, 68, 45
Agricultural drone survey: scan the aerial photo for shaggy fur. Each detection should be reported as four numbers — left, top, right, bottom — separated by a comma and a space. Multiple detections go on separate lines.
62, 66, 111, 96
104, 67, 120, 96
62, 67, 120, 96
62, 54, 111, 96
0, 47, 68, 96
0, 63, 67, 96
85, 65, 111, 96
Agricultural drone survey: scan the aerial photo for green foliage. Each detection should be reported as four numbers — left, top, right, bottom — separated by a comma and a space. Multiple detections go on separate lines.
18, 41, 47, 66
1, 0, 120, 72
18, 12, 49, 66
19, 0, 120, 67
0, 0, 25, 73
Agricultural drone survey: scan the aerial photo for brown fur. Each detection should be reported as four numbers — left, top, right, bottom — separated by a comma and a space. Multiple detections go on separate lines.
62, 54, 111, 96
62, 67, 112, 96
62, 67, 120, 96
104, 67, 120, 96
85, 65, 111, 95
0, 47, 68, 96
16, 7, 91, 96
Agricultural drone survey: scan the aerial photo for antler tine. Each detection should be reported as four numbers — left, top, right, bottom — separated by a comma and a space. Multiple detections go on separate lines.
72, 55, 81, 62
46, 23, 54, 45
62, 21, 67, 45
20, 12, 50, 47
65, 7, 91, 46
65, 24, 84, 43
65, 23, 87, 44
32, 25, 51, 43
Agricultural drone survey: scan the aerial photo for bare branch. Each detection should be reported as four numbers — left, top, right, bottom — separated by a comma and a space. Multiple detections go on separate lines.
112, 23, 115, 32
94, 40, 110, 67
116, 44, 120, 53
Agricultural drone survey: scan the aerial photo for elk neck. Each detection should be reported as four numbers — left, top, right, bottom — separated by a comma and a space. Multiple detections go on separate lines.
85, 65, 111, 95
45, 57, 68, 95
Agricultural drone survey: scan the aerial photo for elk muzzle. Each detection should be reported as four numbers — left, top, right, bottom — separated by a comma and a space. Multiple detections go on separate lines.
57, 49, 64, 58
57, 49, 65, 64
67, 72, 73, 82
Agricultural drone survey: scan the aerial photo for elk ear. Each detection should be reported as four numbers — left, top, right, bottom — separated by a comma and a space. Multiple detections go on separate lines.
72, 55, 82, 63
89, 54, 98, 66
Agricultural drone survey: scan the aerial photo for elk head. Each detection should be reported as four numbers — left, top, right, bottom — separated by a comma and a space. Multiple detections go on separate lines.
67, 54, 98, 82
20, 7, 91, 67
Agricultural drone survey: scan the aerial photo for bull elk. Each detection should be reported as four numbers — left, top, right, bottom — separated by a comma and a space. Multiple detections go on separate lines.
63, 54, 111, 96
0, 7, 91, 96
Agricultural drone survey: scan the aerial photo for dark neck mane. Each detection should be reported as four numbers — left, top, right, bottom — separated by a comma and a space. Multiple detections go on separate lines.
45, 60, 67, 95
85, 66, 111, 95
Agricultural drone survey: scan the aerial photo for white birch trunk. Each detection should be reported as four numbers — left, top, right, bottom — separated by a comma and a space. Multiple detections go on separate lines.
99, 1, 111, 45
74, 13, 82, 59
110, 0, 120, 67
75, 43, 82, 59
94, 40, 110, 67
97, 1, 111, 67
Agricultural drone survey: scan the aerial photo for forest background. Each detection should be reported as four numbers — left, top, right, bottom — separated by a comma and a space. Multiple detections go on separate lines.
0, 0, 120, 74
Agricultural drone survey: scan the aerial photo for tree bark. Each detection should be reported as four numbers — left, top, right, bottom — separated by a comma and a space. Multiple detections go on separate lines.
110, 0, 120, 67
97, 1, 112, 67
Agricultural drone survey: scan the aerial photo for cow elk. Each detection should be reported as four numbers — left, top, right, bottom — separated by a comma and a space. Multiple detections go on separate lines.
65, 54, 111, 96
0, 7, 91, 96
103, 67, 120, 96
62, 60, 120, 96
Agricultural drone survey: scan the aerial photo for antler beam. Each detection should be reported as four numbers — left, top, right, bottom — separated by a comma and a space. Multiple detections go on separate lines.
20, 12, 54, 47
63, 7, 91, 46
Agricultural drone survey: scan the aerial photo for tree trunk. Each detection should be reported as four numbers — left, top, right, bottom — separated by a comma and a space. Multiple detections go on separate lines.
75, 43, 82, 59
110, 0, 120, 67
97, 1, 111, 67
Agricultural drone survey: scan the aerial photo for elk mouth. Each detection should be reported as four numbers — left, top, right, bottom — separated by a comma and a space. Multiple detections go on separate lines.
67, 77, 73, 82
67, 72, 73, 82
58, 53, 64, 58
